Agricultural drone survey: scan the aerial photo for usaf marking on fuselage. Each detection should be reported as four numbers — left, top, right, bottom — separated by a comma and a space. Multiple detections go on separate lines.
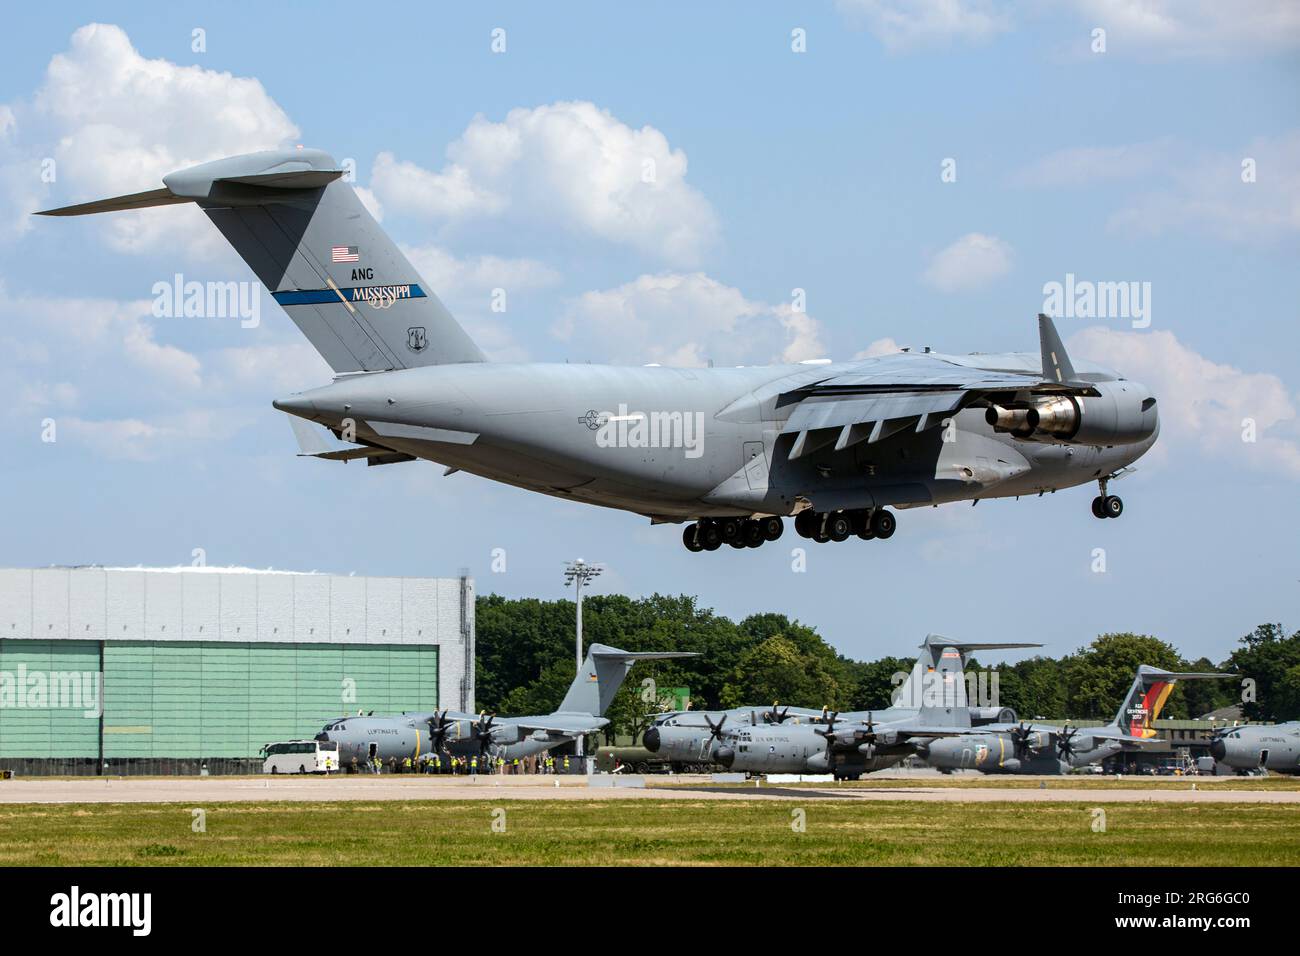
38, 148, 1159, 548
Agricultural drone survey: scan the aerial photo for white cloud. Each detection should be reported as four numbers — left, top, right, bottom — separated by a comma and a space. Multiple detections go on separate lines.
402, 244, 561, 305
854, 337, 904, 359
1, 23, 298, 249
1012, 140, 1171, 188
835, 1, 1300, 57
209, 342, 331, 396
553, 273, 826, 367
1070, 326, 1300, 479
1107, 132, 1300, 243
922, 232, 1013, 292
1070, 0, 1300, 58
835, 0, 1013, 51
0, 284, 201, 393
369, 101, 719, 266
60, 409, 256, 462
402, 244, 561, 363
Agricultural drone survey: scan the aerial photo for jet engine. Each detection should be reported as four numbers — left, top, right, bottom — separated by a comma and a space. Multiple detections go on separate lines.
986, 382, 1157, 446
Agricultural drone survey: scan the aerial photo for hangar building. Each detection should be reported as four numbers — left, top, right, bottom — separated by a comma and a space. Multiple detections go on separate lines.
0, 566, 474, 774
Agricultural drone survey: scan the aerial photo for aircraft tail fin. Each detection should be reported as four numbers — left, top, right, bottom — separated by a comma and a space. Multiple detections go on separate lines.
914, 641, 973, 728
556, 644, 698, 718
1109, 665, 1232, 738
37, 148, 485, 373
893, 634, 1042, 710
1037, 313, 1086, 387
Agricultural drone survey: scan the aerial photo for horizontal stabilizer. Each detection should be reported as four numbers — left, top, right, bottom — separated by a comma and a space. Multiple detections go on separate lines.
35, 187, 189, 217
920, 634, 1044, 652
589, 646, 700, 661
36, 147, 485, 372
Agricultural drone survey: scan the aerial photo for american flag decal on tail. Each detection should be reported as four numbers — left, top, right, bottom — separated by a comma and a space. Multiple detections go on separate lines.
331, 245, 359, 263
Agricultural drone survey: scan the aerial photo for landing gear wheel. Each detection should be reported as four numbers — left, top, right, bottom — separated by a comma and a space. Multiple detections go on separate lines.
718, 517, 743, 543
683, 524, 704, 552
760, 516, 784, 541
1091, 496, 1107, 519
700, 522, 722, 550
813, 516, 832, 544
827, 513, 852, 542
728, 532, 747, 549
869, 509, 896, 539
1103, 494, 1123, 519
794, 510, 816, 538
744, 521, 765, 548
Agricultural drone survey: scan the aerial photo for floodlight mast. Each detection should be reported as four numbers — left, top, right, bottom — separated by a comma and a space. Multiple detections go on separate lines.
563, 558, 603, 760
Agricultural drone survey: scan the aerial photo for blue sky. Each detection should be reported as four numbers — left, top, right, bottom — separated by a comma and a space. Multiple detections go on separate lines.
2, 2, 1298, 664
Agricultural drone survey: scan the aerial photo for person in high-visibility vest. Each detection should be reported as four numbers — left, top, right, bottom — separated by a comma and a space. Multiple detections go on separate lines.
511, 758, 520, 775
563, 755, 570, 773
431, 755, 441, 774
470, 756, 478, 774
402, 756, 412, 773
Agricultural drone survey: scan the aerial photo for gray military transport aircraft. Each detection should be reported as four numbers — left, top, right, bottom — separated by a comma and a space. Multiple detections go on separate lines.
918, 665, 1233, 775
1208, 722, 1300, 775
315, 643, 694, 766
644, 634, 1042, 779
40, 147, 1159, 550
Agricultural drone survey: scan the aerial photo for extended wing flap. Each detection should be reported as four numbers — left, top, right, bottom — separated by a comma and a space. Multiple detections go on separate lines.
781, 390, 965, 436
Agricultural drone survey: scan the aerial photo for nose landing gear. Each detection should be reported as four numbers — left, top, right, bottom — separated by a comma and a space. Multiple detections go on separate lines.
1091, 477, 1123, 519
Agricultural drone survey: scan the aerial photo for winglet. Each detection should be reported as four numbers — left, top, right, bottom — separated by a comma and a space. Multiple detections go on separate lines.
1038, 313, 1079, 386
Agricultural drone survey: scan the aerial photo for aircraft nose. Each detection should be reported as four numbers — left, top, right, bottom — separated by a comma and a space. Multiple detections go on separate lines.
314, 732, 330, 742
1209, 738, 1226, 761
643, 727, 661, 752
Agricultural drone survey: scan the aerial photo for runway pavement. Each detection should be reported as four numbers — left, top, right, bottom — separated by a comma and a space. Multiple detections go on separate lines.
2, 774, 1298, 805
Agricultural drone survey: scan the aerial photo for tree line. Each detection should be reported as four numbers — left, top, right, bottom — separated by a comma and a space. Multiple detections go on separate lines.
475, 593, 1299, 742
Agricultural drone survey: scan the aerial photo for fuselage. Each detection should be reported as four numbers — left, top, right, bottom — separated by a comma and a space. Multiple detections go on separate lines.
1210, 723, 1300, 775
275, 350, 1158, 522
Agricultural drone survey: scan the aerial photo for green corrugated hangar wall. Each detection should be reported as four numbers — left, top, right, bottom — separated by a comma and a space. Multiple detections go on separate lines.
0, 639, 438, 758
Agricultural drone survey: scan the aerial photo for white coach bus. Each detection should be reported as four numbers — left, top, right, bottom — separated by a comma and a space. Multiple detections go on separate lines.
261, 740, 338, 774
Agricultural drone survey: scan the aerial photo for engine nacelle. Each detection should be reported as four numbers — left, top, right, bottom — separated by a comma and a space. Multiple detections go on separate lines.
986, 382, 1156, 447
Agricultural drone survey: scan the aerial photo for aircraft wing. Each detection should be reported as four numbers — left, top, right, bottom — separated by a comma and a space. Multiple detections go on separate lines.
778, 316, 1100, 459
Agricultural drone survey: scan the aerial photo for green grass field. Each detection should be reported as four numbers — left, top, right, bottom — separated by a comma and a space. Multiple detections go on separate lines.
2, 798, 1298, 866
667, 776, 1300, 792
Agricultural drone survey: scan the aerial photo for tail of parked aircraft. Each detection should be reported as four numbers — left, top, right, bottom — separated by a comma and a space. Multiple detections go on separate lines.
556, 644, 697, 718
893, 634, 1042, 711
37, 148, 485, 372
1109, 665, 1230, 738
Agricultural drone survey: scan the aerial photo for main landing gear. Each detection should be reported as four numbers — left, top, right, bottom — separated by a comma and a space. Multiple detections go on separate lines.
794, 508, 896, 544
1090, 477, 1123, 519
682, 516, 784, 552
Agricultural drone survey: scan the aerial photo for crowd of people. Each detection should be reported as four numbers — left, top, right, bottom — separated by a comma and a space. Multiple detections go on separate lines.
340, 753, 575, 775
